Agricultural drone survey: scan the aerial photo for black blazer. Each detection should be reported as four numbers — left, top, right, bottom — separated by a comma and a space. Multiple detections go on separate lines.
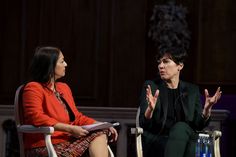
139, 79, 210, 146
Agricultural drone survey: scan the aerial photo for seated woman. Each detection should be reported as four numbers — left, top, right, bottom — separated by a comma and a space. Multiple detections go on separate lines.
140, 3, 222, 156
22, 46, 118, 157
139, 50, 221, 157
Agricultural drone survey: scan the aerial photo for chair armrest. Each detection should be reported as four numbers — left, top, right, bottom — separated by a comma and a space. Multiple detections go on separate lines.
17, 125, 54, 134
212, 130, 222, 140
212, 130, 222, 157
131, 127, 143, 157
131, 127, 143, 135
17, 125, 57, 157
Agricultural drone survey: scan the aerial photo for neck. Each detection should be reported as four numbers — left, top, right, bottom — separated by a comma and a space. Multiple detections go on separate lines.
165, 78, 179, 89
49, 79, 56, 92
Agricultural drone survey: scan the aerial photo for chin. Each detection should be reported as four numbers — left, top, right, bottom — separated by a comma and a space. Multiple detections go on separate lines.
160, 76, 170, 81
160, 76, 166, 80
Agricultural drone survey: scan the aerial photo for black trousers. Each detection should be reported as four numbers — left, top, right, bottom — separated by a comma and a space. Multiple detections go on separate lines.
145, 122, 197, 157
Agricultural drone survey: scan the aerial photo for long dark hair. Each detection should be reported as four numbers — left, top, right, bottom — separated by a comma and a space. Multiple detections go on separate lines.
29, 46, 61, 83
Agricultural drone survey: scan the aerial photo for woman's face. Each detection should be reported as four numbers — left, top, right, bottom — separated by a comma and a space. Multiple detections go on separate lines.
54, 52, 67, 80
157, 54, 183, 81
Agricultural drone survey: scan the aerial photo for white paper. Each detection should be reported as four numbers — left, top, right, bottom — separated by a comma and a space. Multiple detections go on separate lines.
81, 122, 115, 131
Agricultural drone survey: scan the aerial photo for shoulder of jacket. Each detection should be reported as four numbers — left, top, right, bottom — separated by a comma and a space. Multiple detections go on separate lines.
180, 81, 200, 94
56, 82, 69, 88
25, 81, 43, 89
56, 82, 72, 93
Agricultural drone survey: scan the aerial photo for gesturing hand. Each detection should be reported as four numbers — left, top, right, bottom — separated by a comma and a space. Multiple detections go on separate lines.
146, 85, 159, 111
203, 87, 222, 116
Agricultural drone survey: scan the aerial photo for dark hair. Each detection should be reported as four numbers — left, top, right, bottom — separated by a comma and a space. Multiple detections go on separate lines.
155, 49, 187, 64
29, 46, 61, 83
148, 2, 190, 64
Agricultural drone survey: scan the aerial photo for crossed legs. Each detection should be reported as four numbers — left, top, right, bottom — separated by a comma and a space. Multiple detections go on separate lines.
165, 122, 196, 157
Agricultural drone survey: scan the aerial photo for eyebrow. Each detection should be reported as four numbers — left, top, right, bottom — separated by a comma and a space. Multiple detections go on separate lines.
159, 57, 170, 61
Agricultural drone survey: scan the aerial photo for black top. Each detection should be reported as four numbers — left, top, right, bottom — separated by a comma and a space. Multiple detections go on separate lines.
164, 88, 185, 133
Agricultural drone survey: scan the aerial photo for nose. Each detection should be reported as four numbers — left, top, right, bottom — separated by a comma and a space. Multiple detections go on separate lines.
158, 62, 164, 69
64, 61, 68, 67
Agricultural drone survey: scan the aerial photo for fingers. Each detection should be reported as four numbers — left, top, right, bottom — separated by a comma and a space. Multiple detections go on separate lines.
204, 89, 209, 98
146, 85, 151, 96
213, 87, 222, 103
146, 85, 159, 100
109, 127, 118, 142
146, 85, 151, 104
154, 89, 160, 98
205, 87, 222, 105
215, 87, 222, 98
81, 129, 89, 136
72, 126, 89, 137
77, 129, 89, 137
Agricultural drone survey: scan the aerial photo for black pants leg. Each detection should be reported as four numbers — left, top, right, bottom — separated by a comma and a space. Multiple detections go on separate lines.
165, 122, 196, 157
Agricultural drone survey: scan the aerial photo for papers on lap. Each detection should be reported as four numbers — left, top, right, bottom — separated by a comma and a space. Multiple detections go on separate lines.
81, 122, 119, 131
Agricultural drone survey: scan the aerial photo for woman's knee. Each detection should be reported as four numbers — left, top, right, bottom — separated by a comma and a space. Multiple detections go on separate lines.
91, 133, 108, 145
169, 122, 193, 139
89, 133, 109, 157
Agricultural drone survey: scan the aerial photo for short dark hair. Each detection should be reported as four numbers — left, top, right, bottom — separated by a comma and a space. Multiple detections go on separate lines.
29, 46, 61, 83
155, 49, 187, 64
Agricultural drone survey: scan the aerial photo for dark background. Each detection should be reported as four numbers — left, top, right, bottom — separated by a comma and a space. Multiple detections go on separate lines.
0, 0, 235, 156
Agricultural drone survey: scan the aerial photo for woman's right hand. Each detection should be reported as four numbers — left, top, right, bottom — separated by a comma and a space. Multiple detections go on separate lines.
146, 85, 159, 110
54, 123, 89, 138
69, 125, 89, 138
145, 85, 159, 119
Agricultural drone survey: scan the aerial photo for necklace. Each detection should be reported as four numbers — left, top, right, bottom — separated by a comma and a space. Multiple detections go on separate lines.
54, 91, 61, 99
54, 91, 69, 114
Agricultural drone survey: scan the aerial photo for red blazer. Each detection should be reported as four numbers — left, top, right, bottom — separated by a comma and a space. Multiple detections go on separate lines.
22, 82, 95, 149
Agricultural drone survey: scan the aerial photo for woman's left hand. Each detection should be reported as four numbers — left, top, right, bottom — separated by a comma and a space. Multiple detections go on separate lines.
203, 87, 222, 116
108, 127, 118, 142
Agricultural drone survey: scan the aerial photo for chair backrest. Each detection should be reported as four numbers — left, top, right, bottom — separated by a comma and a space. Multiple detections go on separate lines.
136, 107, 141, 127
14, 85, 25, 157
135, 107, 143, 157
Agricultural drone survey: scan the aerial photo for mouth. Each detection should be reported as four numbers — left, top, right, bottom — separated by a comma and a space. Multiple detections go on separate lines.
159, 71, 165, 75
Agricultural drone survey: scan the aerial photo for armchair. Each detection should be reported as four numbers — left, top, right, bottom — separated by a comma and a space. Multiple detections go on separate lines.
131, 107, 222, 157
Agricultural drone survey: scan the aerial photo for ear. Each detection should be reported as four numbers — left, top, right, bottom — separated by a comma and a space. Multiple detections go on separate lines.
178, 63, 184, 71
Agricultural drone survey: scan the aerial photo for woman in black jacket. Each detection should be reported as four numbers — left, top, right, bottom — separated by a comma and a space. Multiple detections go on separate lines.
139, 51, 221, 157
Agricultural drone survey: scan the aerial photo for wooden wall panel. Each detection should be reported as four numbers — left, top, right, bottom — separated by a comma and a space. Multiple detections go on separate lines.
0, 0, 22, 104
0, 0, 146, 107
107, 0, 146, 107
1, 0, 236, 106
196, 0, 236, 84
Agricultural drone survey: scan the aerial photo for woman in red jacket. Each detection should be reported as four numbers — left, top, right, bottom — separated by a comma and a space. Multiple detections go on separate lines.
23, 46, 118, 157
